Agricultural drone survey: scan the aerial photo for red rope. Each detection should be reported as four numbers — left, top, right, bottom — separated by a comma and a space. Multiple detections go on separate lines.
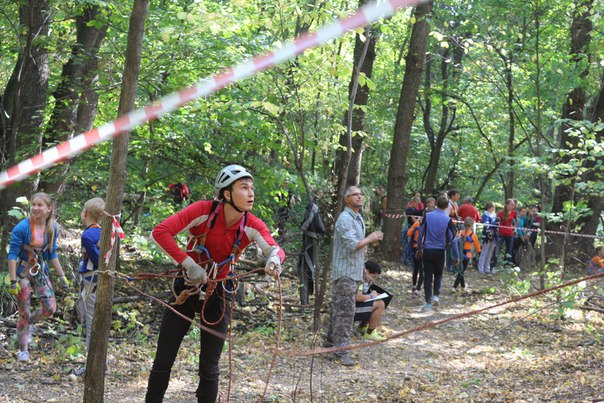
260, 274, 283, 401
281, 271, 604, 357
120, 275, 227, 339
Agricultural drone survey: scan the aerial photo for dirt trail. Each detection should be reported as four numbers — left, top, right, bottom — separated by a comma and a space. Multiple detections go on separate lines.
1, 264, 603, 402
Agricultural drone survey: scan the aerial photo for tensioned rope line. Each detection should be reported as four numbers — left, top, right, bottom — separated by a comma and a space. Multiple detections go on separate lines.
259, 275, 284, 403
0, 0, 423, 190
98, 266, 267, 340
280, 271, 604, 357
385, 211, 604, 240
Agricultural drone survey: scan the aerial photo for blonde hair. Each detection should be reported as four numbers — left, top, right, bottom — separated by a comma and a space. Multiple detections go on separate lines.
84, 198, 105, 222
31, 192, 57, 248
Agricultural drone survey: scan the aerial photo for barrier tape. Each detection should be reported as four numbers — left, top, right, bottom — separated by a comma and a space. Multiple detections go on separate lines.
386, 212, 604, 240
103, 212, 126, 264
0, 0, 422, 190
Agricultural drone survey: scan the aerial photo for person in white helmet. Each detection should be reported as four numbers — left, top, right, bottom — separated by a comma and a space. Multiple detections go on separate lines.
146, 165, 285, 402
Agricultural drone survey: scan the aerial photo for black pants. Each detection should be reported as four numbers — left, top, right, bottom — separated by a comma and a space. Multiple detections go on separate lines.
422, 249, 445, 304
146, 283, 232, 403
412, 249, 424, 291
453, 258, 469, 289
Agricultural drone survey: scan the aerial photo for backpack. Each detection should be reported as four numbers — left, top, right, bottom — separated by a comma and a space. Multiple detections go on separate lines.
168, 182, 190, 204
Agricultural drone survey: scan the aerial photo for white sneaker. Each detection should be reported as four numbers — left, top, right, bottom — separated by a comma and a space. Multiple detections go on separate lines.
17, 351, 29, 362
431, 295, 440, 306
450, 287, 457, 293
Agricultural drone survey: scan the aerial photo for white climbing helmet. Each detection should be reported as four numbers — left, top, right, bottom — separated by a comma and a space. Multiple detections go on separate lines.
215, 164, 253, 190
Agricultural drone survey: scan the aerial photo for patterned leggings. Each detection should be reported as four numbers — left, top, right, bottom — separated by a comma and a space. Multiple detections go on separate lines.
16, 273, 56, 351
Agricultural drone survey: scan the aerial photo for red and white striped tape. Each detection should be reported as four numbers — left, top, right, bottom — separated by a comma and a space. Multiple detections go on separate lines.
104, 212, 126, 264
384, 212, 405, 219
0, 0, 421, 190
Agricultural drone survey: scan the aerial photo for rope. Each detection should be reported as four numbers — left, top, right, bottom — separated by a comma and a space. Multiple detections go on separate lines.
102, 269, 228, 340
394, 212, 604, 240
260, 274, 284, 402
280, 271, 604, 357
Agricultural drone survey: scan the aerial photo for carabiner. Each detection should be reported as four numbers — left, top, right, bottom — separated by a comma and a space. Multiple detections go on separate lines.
222, 276, 239, 294
206, 261, 218, 280
29, 263, 40, 276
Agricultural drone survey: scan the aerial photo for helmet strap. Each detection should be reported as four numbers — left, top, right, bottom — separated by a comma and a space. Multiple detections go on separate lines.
223, 189, 245, 213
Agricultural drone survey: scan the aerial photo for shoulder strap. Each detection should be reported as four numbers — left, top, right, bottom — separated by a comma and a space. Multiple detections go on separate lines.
195, 201, 248, 260
195, 200, 222, 248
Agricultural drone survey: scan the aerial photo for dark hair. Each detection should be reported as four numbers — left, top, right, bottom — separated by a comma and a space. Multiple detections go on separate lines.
218, 177, 252, 201
447, 189, 459, 198
436, 195, 449, 209
365, 260, 381, 274
485, 201, 494, 210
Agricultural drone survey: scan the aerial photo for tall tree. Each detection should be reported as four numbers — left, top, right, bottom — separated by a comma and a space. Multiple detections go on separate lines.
334, 0, 380, 188
0, 0, 51, 263
382, 1, 433, 261
420, 35, 464, 195
83, 0, 149, 400
38, 4, 109, 193
552, 0, 593, 214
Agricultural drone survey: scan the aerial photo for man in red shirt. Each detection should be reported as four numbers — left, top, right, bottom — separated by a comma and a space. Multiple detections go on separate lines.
146, 165, 285, 402
458, 196, 481, 223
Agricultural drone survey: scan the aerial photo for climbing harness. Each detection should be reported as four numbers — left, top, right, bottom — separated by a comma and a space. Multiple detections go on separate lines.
172, 201, 249, 326
18, 221, 54, 297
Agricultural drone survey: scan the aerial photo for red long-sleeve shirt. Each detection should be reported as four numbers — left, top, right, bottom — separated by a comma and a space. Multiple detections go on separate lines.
497, 210, 517, 237
151, 201, 285, 280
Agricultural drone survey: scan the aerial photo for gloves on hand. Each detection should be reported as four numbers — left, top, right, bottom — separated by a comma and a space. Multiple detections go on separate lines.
9, 281, 20, 295
181, 256, 208, 285
58, 275, 70, 289
264, 264, 282, 278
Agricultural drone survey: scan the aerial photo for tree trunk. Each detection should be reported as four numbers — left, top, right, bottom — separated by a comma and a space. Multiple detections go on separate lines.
504, 59, 515, 200
0, 0, 50, 265
39, 5, 109, 194
83, 0, 149, 401
577, 76, 604, 256
382, 1, 432, 261
334, 12, 379, 187
421, 38, 463, 196
551, 0, 592, 215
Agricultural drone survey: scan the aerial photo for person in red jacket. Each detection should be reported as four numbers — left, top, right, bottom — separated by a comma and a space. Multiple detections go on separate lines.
497, 198, 517, 265
146, 165, 285, 403
458, 196, 481, 224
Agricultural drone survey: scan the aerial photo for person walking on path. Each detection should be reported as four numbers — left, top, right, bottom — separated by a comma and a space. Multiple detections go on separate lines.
324, 186, 383, 366
452, 217, 481, 293
418, 195, 459, 311
8, 192, 70, 362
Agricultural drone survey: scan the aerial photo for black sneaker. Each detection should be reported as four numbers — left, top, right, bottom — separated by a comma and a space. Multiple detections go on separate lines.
334, 354, 355, 367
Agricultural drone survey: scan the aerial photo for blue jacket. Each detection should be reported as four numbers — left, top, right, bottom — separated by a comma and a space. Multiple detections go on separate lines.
8, 218, 59, 275
481, 211, 498, 242
419, 209, 459, 259
80, 224, 102, 273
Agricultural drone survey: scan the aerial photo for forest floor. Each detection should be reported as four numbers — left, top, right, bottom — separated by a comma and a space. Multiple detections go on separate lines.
1, 234, 603, 402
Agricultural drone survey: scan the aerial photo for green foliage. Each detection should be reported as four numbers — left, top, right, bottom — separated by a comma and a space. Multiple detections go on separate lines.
0, 272, 18, 316
1, 0, 602, 239
55, 329, 86, 361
